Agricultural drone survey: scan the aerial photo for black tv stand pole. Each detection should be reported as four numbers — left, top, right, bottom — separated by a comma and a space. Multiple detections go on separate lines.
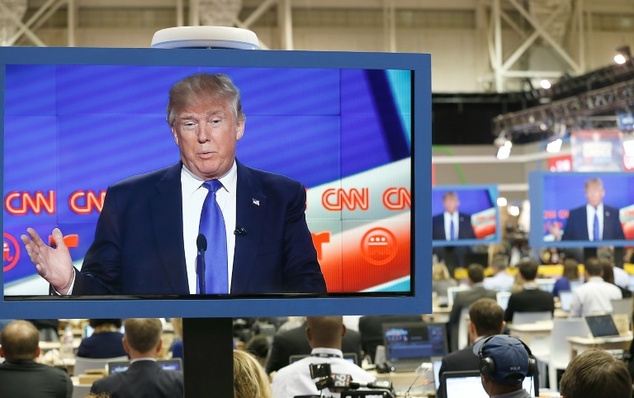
183, 317, 233, 397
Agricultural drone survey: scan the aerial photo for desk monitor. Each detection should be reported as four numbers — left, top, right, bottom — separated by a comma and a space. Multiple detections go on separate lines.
559, 290, 573, 312
585, 314, 621, 338
441, 370, 538, 398
431, 186, 500, 247
107, 358, 182, 374
382, 322, 447, 371
0, 46, 432, 319
529, 171, 634, 249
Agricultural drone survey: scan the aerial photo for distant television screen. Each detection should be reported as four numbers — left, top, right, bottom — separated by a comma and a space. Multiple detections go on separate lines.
529, 172, 634, 248
431, 186, 499, 247
1, 46, 431, 318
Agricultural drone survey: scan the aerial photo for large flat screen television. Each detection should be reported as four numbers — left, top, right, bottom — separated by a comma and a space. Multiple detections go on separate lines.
529, 171, 634, 248
1, 46, 431, 318
431, 185, 499, 247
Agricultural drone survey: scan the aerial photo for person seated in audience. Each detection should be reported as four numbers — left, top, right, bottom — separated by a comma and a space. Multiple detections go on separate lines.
356, 314, 422, 365
473, 334, 534, 398
266, 317, 363, 374
0, 320, 73, 398
168, 318, 183, 360
245, 335, 270, 368
437, 298, 505, 398
448, 263, 497, 351
552, 258, 579, 298
432, 262, 458, 306
271, 316, 375, 398
483, 253, 514, 292
25, 319, 60, 342
504, 259, 555, 323
569, 257, 622, 318
559, 349, 632, 398
599, 259, 632, 298
234, 349, 272, 398
77, 319, 127, 359
90, 318, 183, 398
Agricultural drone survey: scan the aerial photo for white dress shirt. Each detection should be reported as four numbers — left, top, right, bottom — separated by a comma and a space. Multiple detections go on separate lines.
272, 347, 375, 398
181, 162, 237, 294
569, 276, 622, 318
443, 212, 459, 240
585, 203, 603, 240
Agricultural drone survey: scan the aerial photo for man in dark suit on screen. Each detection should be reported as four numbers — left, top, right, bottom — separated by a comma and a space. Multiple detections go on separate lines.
91, 318, 183, 398
432, 191, 476, 241
562, 177, 625, 241
432, 191, 476, 273
437, 298, 505, 398
21, 73, 327, 296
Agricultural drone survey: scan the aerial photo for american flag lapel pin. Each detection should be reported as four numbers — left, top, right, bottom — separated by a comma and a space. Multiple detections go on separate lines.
252, 198, 260, 206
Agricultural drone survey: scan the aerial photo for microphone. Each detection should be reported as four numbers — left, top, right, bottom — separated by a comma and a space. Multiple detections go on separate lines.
196, 234, 207, 293
234, 226, 247, 236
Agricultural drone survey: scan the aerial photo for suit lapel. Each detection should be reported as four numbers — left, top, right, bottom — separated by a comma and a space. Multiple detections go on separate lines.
231, 162, 267, 293
150, 163, 188, 293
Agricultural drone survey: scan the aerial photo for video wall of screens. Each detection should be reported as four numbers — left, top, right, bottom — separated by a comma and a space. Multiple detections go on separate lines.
529, 171, 634, 248
1, 47, 431, 318
431, 185, 500, 247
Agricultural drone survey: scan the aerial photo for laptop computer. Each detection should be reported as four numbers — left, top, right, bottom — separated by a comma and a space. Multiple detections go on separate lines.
447, 286, 469, 308
559, 290, 573, 312
585, 314, 621, 338
441, 370, 538, 398
289, 353, 359, 366
107, 358, 182, 374
382, 322, 447, 372
496, 291, 511, 311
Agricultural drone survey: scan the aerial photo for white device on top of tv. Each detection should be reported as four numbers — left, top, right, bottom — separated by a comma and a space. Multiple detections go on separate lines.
151, 26, 259, 50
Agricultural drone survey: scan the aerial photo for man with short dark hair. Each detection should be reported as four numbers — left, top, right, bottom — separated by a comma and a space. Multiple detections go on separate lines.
448, 264, 497, 351
473, 334, 534, 398
437, 298, 505, 398
504, 259, 554, 323
569, 257, 622, 317
271, 316, 374, 398
560, 349, 632, 398
90, 318, 183, 398
0, 320, 73, 398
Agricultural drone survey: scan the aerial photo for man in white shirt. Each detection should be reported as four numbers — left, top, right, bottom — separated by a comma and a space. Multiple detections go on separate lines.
569, 258, 622, 318
272, 316, 375, 398
483, 253, 514, 292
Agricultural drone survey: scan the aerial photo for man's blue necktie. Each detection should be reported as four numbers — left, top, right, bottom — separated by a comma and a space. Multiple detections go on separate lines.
450, 218, 456, 240
197, 180, 228, 294
593, 208, 600, 241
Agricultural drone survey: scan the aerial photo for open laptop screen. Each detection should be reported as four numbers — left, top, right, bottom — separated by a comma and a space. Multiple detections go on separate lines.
442, 370, 537, 398
559, 290, 573, 312
585, 314, 620, 337
107, 359, 182, 374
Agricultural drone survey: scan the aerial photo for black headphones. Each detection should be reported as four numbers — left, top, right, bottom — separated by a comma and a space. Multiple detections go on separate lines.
478, 335, 537, 380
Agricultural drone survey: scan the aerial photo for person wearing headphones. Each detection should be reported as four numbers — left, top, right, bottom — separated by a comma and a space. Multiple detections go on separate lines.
473, 334, 536, 398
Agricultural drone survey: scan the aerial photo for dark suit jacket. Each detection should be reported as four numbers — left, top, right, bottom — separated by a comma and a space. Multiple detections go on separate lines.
432, 212, 476, 241
72, 161, 326, 295
436, 345, 480, 398
562, 204, 625, 241
448, 286, 497, 351
90, 360, 183, 398
504, 288, 555, 323
265, 322, 363, 374
0, 360, 72, 398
